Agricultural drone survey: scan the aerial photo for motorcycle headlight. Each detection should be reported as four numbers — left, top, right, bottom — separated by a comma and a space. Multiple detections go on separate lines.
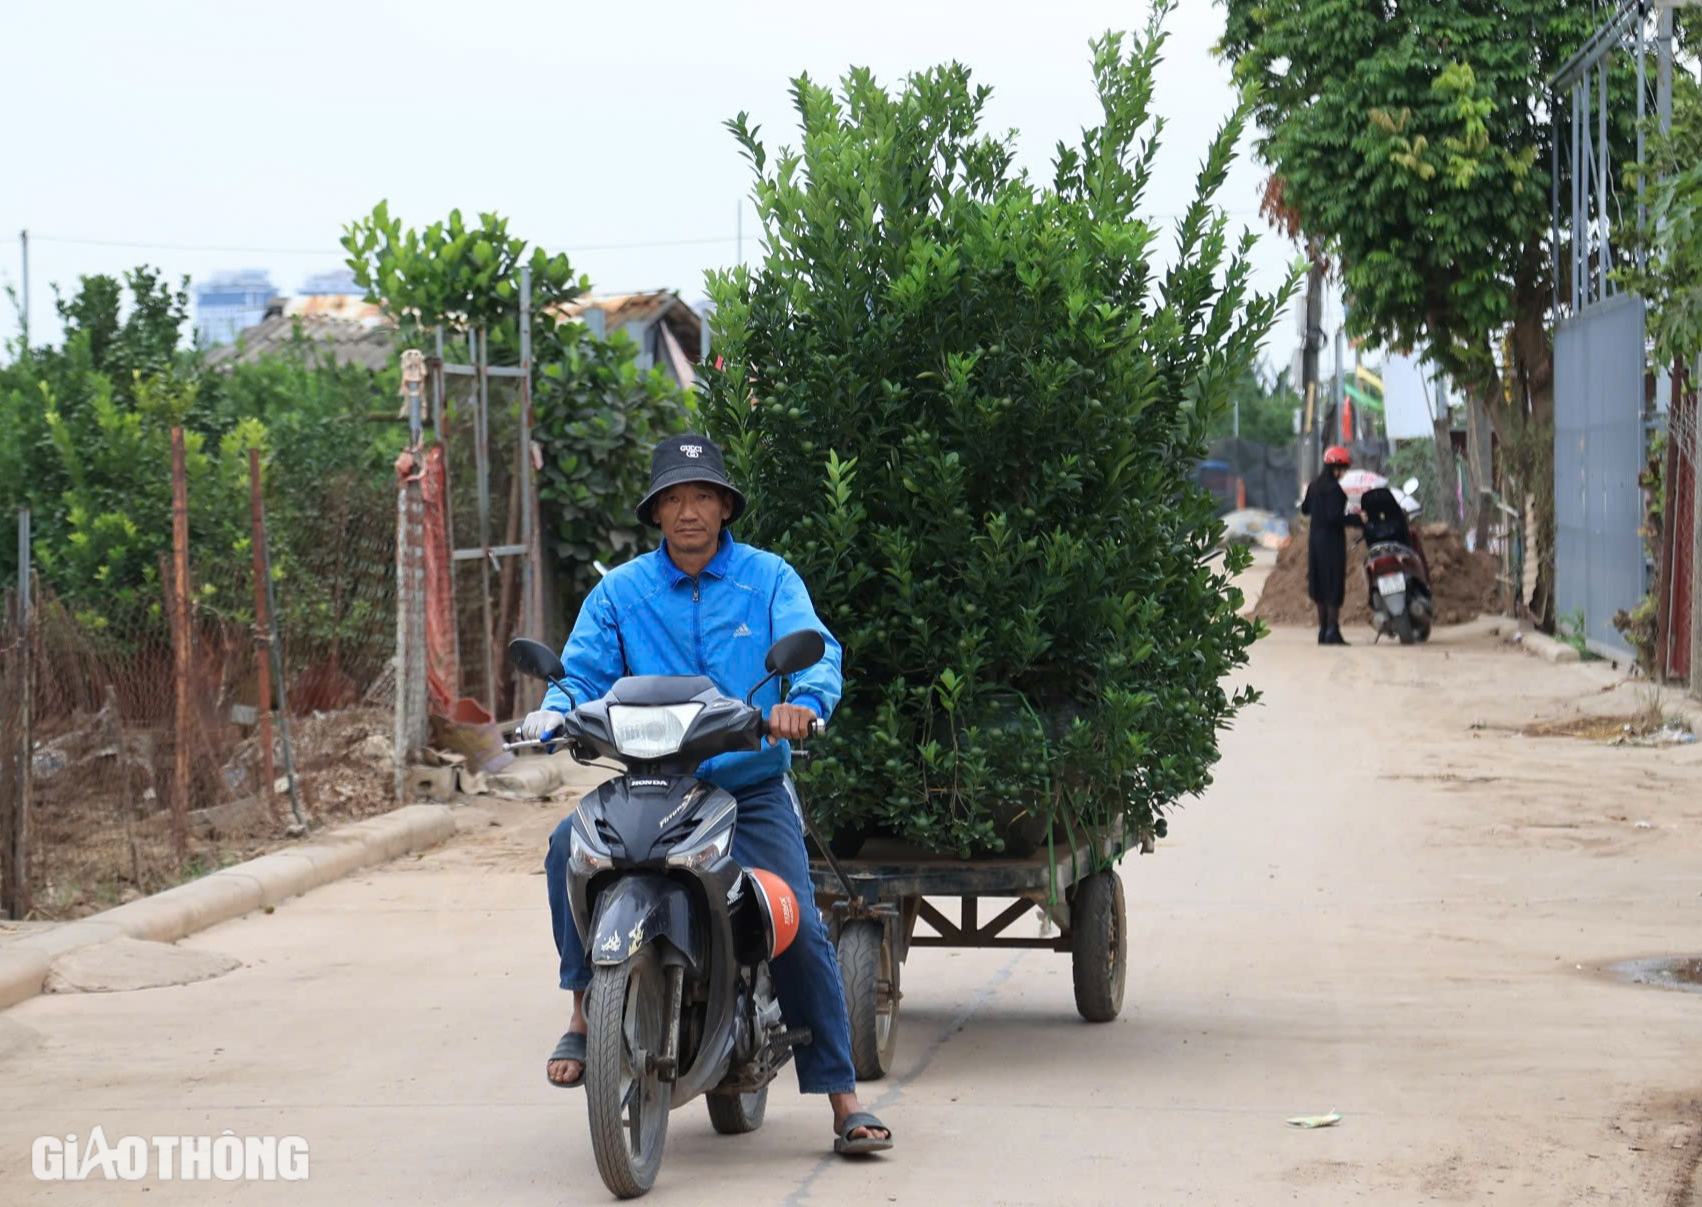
607, 703, 704, 759
666, 825, 733, 871
569, 828, 612, 876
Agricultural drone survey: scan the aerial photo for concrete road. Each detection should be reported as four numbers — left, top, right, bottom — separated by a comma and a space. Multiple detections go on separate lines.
2, 622, 1699, 1205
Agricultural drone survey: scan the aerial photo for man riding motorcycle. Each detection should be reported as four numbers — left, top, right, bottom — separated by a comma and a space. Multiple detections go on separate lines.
521, 433, 893, 1157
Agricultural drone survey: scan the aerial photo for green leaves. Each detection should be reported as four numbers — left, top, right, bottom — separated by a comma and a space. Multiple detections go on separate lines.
1615, 84, 1702, 368
341, 202, 676, 614
697, 22, 1275, 857
532, 323, 687, 611
340, 203, 588, 357
1217, 0, 1607, 402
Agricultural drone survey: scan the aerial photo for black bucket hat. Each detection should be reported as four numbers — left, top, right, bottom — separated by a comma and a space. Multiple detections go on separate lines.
636, 434, 748, 528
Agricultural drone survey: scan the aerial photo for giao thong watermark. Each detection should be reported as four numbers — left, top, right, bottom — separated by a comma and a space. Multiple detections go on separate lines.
32, 1127, 309, 1181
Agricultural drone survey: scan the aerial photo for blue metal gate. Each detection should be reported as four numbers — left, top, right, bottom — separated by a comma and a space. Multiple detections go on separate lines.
1553, 293, 1646, 657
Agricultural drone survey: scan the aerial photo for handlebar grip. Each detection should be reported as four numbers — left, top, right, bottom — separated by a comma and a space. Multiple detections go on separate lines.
765, 715, 826, 739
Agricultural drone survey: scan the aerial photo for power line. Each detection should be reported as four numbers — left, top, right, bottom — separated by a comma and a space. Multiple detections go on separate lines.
27, 232, 742, 257
26, 212, 1275, 261
29, 235, 336, 256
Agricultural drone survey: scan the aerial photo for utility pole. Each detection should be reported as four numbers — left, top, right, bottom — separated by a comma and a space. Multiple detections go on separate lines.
18, 230, 28, 349
1299, 236, 1324, 490
1658, 5, 1674, 136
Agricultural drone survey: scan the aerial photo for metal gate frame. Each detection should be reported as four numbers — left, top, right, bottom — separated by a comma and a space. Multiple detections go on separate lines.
1547, 2, 1675, 660
427, 266, 545, 718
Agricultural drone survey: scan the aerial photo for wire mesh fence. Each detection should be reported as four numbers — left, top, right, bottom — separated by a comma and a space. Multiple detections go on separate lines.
0, 454, 404, 919
1, 311, 548, 918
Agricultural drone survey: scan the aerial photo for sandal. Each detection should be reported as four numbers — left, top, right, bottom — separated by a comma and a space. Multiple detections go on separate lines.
834, 1111, 893, 1156
546, 1031, 587, 1089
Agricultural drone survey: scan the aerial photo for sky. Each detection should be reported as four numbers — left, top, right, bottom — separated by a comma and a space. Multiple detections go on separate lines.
0, 0, 1344, 360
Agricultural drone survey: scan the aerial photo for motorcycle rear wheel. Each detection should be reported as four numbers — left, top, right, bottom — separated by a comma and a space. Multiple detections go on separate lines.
586, 946, 671, 1198
706, 1085, 768, 1135
1392, 613, 1418, 645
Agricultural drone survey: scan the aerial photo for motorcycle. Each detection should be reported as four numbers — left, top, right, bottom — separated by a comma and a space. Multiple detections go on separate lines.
1359, 477, 1433, 645
505, 630, 831, 1199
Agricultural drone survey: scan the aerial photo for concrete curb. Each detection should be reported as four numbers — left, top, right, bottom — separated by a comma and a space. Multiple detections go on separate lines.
1519, 630, 1583, 664
0, 803, 457, 1011
1482, 620, 1581, 664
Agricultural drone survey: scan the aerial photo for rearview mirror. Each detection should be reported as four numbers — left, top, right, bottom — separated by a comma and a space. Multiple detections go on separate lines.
508, 637, 568, 685
765, 630, 826, 677
1401, 477, 1420, 496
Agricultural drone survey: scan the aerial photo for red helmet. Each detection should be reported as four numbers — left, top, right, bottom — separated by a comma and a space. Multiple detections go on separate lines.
744, 868, 801, 959
1323, 446, 1352, 467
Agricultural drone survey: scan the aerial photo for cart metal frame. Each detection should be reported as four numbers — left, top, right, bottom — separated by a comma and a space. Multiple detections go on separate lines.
805, 823, 1144, 1079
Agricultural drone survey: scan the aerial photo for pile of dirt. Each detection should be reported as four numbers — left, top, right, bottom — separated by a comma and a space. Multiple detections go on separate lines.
1253, 522, 1502, 629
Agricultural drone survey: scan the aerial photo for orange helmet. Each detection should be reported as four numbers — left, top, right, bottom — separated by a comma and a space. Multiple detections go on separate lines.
744, 868, 801, 959
1323, 445, 1352, 467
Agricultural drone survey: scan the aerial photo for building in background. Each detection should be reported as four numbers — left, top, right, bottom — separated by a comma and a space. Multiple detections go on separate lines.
195, 269, 278, 346
560, 292, 707, 390
300, 269, 361, 297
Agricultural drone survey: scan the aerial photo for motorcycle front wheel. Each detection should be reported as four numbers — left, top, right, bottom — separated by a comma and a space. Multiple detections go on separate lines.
586, 945, 671, 1198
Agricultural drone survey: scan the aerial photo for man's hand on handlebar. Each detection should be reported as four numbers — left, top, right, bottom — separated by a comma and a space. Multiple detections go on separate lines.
766, 703, 821, 745
519, 708, 564, 742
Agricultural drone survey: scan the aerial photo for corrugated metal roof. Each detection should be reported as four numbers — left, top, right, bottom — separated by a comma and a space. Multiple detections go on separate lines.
202, 313, 394, 372
555, 291, 705, 382
204, 290, 699, 375
557, 291, 673, 328
284, 294, 386, 324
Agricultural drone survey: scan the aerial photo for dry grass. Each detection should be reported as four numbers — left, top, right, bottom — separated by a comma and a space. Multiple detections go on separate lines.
1521, 713, 1661, 741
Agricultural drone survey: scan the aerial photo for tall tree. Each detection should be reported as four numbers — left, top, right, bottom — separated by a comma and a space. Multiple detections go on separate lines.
1217, 0, 1616, 623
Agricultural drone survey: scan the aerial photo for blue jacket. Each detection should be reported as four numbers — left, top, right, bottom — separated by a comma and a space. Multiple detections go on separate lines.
541, 531, 842, 791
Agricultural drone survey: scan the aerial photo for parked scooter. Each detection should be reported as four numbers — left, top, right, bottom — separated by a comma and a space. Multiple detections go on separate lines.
504, 630, 834, 1199
1359, 477, 1433, 645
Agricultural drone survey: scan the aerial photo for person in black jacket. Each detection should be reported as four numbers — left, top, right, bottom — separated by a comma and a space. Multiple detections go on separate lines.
1300, 446, 1364, 645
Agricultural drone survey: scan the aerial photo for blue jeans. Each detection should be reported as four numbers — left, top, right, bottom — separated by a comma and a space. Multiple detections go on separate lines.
545, 775, 856, 1096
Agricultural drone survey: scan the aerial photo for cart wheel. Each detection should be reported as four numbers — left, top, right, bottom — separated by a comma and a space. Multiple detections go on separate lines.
1070, 871, 1127, 1023
837, 920, 899, 1080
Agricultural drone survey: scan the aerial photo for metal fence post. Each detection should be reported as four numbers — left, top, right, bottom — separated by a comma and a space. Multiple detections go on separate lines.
169, 429, 192, 856
477, 326, 496, 716
3, 510, 33, 918
519, 265, 544, 715
249, 449, 282, 824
